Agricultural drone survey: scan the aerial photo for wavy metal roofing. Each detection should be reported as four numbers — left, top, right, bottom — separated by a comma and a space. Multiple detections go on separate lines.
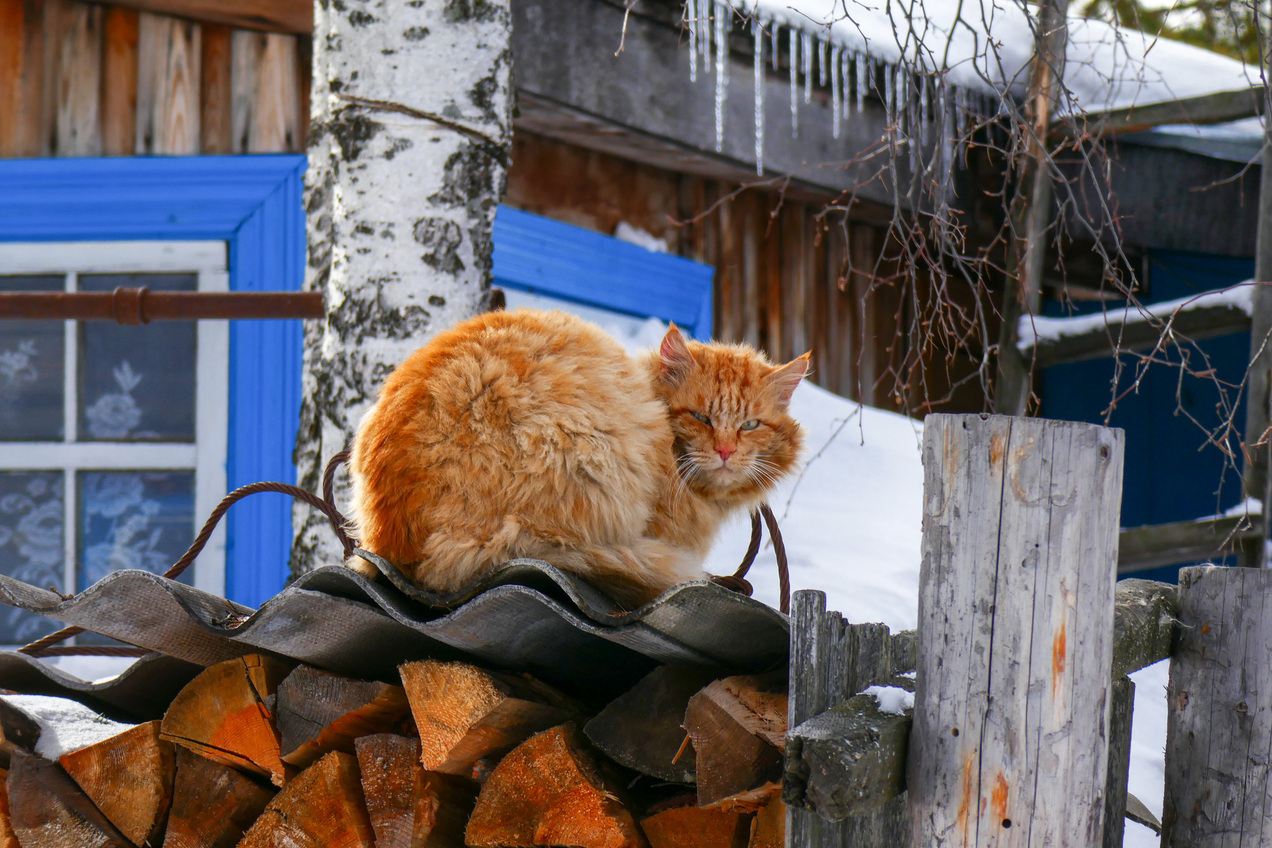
0, 558, 790, 716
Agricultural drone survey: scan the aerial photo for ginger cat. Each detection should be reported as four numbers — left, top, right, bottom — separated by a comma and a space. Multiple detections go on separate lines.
346, 308, 808, 607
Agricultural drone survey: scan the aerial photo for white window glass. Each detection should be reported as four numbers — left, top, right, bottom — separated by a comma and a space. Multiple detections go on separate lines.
0, 242, 229, 645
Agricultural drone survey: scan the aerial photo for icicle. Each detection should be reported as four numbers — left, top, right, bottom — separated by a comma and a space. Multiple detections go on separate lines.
789, 27, 799, 137
687, 0, 698, 83
699, 0, 712, 75
819, 39, 829, 86
830, 45, 841, 139
920, 75, 930, 146
838, 47, 849, 130
896, 66, 907, 150
771, 19, 780, 72
884, 61, 894, 125
855, 52, 866, 113
754, 17, 764, 174
714, 1, 728, 153
802, 33, 813, 103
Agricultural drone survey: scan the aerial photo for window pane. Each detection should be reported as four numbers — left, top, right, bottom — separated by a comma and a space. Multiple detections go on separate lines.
79, 273, 196, 442
78, 470, 194, 591
0, 276, 65, 441
0, 472, 64, 644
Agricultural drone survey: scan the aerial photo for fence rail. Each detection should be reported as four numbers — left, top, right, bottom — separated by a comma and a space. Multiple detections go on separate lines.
783, 414, 1272, 847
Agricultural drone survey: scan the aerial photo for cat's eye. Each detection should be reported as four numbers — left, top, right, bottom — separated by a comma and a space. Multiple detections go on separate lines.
690, 411, 712, 426
740, 419, 760, 431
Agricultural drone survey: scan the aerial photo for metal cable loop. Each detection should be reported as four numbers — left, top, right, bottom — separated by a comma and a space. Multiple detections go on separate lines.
20, 454, 357, 658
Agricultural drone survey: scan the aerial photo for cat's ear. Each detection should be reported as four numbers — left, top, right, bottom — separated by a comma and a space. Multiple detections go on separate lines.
766, 352, 811, 405
659, 323, 696, 386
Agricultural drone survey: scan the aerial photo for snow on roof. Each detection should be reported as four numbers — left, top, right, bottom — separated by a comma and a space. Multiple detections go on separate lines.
689, 0, 1262, 165
1016, 282, 1255, 352
735, 0, 1256, 111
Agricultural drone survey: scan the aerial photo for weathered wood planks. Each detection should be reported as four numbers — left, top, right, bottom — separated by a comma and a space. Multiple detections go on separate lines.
1, 0, 305, 158
909, 414, 1124, 847
1162, 565, 1272, 846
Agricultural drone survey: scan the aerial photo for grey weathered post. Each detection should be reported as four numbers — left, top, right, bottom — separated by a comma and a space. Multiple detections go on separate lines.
1161, 566, 1272, 846
908, 414, 1124, 847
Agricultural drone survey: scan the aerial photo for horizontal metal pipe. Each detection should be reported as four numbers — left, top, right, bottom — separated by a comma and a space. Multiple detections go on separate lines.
0, 288, 324, 322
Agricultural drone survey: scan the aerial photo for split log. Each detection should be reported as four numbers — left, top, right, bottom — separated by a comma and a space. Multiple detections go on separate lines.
160, 654, 291, 786
354, 733, 476, 848
238, 750, 375, 848
7, 749, 133, 847
0, 769, 17, 848
162, 746, 275, 848
583, 666, 716, 784
783, 689, 911, 819
747, 798, 784, 848
684, 676, 786, 806
640, 805, 751, 848
399, 660, 574, 779
466, 723, 646, 848
0, 699, 40, 768
59, 720, 175, 847
276, 665, 411, 768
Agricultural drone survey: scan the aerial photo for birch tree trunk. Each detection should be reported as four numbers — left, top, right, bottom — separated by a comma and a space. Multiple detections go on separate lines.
292, 0, 512, 573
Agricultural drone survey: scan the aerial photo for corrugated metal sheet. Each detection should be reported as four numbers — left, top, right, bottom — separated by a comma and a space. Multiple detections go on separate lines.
0, 558, 789, 707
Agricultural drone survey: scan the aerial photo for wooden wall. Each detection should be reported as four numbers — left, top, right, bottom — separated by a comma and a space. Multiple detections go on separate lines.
506, 132, 989, 414
0, 0, 307, 157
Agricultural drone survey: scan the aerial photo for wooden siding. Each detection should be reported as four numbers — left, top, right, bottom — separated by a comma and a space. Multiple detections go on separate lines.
0, 0, 306, 158
506, 131, 989, 414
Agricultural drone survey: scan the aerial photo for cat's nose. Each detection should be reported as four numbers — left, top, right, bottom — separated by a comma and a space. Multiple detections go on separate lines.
716, 445, 735, 462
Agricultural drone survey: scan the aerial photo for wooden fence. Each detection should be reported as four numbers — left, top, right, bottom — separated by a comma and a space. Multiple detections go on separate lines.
783, 413, 1272, 847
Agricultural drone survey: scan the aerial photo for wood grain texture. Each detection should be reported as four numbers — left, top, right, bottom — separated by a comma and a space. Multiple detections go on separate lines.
7, 749, 133, 848
354, 733, 476, 848
228, 30, 300, 153
0, 0, 43, 157
583, 666, 717, 784
1102, 677, 1134, 848
640, 805, 752, 848
785, 593, 908, 846
52, 0, 103, 155
1161, 566, 1272, 846
159, 653, 291, 787
238, 751, 375, 848
0, 768, 16, 848
79, 0, 312, 34
466, 724, 646, 848
162, 746, 275, 848
135, 11, 200, 154
275, 665, 411, 769
198, 22, 231, 152
101, 5, 139, 155
59, 720, 175, 847
909, 414, 1124, 847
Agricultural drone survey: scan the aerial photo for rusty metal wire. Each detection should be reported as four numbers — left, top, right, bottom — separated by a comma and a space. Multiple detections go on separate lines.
710, 506, 790, 614
19, 452, 356, 658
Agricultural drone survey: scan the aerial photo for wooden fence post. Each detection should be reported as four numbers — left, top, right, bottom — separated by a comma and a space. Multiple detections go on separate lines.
908, 414, 1124, 847
1161, 565, 1272, 845
786, 590, 909, 847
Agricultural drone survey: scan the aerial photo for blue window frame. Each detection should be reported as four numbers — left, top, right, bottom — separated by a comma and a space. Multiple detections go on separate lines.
0, 155, 306, 608
492, 206, 715, 339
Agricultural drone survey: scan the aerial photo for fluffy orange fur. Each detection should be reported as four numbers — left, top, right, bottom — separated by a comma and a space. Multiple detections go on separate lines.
346, 308, 808, 607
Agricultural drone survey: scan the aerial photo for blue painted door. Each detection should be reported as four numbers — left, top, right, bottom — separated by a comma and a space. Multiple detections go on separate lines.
1040, 250, 1253, 583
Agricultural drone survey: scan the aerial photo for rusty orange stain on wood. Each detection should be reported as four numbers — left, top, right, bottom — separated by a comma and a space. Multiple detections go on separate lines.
957, 751, 975, 844
1201, 622, 1211, 635
990, 431, 1006, 466
1052, 621, 1067, 695
991, 771, 1009, 822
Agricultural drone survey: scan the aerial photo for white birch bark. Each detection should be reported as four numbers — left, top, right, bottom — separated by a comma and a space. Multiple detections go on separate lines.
292, 0, 512, 572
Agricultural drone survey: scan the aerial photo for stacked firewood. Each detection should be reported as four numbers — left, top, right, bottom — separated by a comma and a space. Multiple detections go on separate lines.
0, 654, 788, 847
